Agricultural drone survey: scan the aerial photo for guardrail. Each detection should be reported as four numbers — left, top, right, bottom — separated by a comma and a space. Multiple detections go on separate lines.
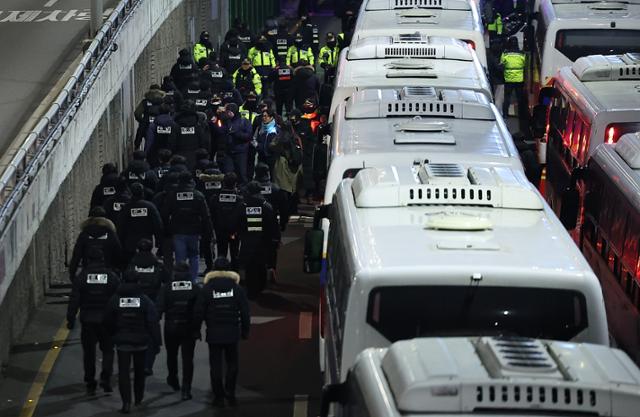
0, 0, 141, 236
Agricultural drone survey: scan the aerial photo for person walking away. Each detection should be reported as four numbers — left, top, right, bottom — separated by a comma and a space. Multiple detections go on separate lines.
500, 37, 527, 127
170, 49, 198, 93
126, 238, 169, 375
67, 247, 120, 395
209, 173, 244, 269
122, 151, 159, 200
194, 258, 250, 406
69, 206, 123, 282
318, 33, 340, 84
220, 35, 247, 75
239, 181, 280, 298
292, 60, 320, 110
196, 167, 225, 272
289, 109, 317, 202
169, 100, 211, 170
145, 102, 178, 168
89, 163, 120, 210
104, 270, 161, 414
134, 85, 166, 150
156, 261, 201, 400
272, 57, 295, 116
193, 31, 215, 64
298, 14, 320, 56
273, 21, 292, 63
162, 171, 214, 282
117, 183, 163, 263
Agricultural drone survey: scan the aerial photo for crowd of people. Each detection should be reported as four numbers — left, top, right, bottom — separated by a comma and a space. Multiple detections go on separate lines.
65, 13, 352, 413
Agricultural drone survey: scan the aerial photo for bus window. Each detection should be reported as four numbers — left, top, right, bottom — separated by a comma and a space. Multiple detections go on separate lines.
623, 214, 640, 280
578, 121, 591, 163
605, 122, 640, 145
609, 191, 628, 254
571, 116, 583, 156
555, 29, 640, 62
563, 107, 575, 148
366, 286, 588, 342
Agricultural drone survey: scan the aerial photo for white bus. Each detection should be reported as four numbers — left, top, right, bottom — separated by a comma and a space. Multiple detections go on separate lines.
330, 34, 491, 118
568, 133, 640, 362
531, 0, 640, 101
533, 54, 640, 233
352, 0, 487, 67
307, 163, 608, 384
322, 337, 640, 417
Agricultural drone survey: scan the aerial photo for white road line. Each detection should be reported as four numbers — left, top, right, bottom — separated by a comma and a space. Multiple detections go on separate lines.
293, 394, 309, 417
299, 312, 313, 339
44, 0, 59, 7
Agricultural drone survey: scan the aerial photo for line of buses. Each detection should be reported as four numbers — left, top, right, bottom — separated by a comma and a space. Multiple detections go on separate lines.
301, 0, 640, 415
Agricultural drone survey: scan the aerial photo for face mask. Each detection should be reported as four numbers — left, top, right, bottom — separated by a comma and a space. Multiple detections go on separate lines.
246, 100, 257, 110
327, 41, 336, 48
295, 40, 303, 46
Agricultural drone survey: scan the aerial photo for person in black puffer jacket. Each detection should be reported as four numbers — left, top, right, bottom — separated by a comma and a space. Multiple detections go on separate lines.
103, 270, 161, 414
194, 258, 250, 407
169, 49, 198, 93
89, 163, 120, 211
67, 247, 120, 395
69, 206, 123, 282
156, 261, 201, 400
169, 100, 211, 170
117, 183, 163, 263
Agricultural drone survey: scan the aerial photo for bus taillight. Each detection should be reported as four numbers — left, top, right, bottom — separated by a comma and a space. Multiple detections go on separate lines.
465, 40, 476, 50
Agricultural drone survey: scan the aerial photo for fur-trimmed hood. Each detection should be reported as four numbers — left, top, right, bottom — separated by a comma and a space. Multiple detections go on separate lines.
204, 270, 240, 284
81, 216, 116, 234
198, 172, 225, 182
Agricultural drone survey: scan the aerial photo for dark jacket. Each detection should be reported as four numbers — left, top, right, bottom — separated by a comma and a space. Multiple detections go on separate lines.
196, 171, 225, 202
103, 190, 132, 226
126, 251, 169, 302
104, 283, 161, 349
123, 160, 159, 200
156, 273, 201, 333
67, 263, 120, 324
134, 89, 166, 125
117, 198, 163, 254
161, 179, 213, 237
239, 192, 280, 261
209, 188, 244, 235
89, 173, 120, 211
213, 113, 253, 155
170, 110, 211, 170
219, 40, 247, 74
170, 56, 197, 92
194, 270, 250, 344
293, 66, 320, 108
69, 217, 123, 281
146, 113, 179, 164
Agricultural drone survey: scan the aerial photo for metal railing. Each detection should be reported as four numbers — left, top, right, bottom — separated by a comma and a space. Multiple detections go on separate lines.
0, 0, 141, 235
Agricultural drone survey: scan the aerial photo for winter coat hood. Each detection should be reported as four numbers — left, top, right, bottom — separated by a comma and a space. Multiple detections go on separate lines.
204, 270, 240, 284
294, 66, 314, 80
174, 110, 199, 127
198, 172, 225, 183
81, 216, 116, 234
116, 282, 143, 297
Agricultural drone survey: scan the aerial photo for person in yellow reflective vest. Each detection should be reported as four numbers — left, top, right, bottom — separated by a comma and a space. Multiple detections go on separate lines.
233, 59, 262, 98
193, 31, 215, 66
500, 37, 527, 120
248, 35, 277, 95
287, 33, 314, 67
318, 32, 340, 84
487, 13, 503, 35
239, 91, 259, 124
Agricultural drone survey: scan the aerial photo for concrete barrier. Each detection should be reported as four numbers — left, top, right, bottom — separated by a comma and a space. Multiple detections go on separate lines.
0, 0, 228, 365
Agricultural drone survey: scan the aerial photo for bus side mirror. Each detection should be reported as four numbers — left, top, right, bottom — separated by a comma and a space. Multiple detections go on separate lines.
531, 104, 547, 136
320, 383, 347, 417
537, 86, 557, 106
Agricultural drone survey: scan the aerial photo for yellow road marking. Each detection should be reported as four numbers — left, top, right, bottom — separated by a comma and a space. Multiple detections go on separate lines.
19, 322, 70, 417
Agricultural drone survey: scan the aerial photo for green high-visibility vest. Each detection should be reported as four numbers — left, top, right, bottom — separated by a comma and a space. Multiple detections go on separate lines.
487, 13, 503, 35
500, 52, 526, 83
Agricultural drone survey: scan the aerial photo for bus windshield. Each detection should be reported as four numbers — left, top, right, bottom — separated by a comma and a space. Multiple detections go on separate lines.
555, 29, 640, 61
367, 285, 588, 342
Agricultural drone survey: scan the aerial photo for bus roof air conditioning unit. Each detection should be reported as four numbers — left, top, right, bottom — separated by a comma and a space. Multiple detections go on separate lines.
347, 35, 472, 61
345, 87, 495, 120
351, 164, 543, 209
615, 132, 640, 169
367, 0, 471, 10
572, 53, 640, 81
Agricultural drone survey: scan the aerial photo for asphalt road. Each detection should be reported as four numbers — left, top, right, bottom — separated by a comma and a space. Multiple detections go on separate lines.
0, 0, 115, 158
0, 214, 322, 417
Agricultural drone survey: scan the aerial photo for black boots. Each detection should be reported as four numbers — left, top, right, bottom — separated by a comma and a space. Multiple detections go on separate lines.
166, 376, 180, 392
120, 403, 131, 414
86, 381, 97, 396
181, 385, 192, 401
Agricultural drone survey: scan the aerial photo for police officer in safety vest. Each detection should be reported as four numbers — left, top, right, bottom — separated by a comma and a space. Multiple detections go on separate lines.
248, 36, 277, 94
318, 32, 340, 84
287, 33, 314, 67
104, 270, 161, 414
500, 37, 527, 122
67, 247, 120, 396
193, 31, 215, 65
